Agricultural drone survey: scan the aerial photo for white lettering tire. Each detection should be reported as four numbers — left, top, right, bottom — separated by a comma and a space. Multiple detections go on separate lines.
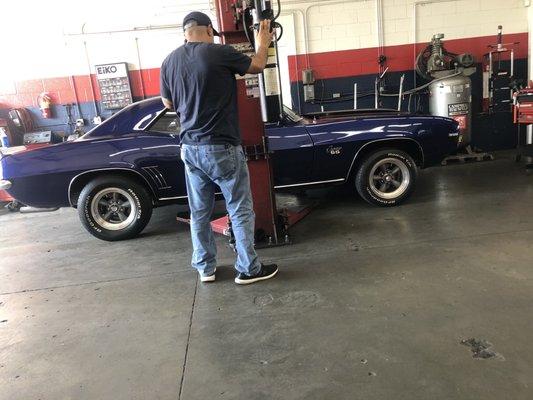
78, 175, 153, 241
355, 149, 417, 207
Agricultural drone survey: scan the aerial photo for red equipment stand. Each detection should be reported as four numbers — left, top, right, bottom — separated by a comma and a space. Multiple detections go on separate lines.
0, 189, 12, 203
176, 1, 311, 247
513, 85, 533, 165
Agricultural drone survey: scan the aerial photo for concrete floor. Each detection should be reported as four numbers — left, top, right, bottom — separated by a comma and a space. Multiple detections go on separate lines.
1, 152, 533, 400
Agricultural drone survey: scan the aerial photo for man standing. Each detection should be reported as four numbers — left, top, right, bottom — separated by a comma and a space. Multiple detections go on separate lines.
160, 11, 278, 285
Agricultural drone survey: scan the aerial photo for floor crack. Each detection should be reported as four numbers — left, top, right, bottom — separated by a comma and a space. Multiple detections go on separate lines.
0, 271, 186, 296
178, 274, 198, 400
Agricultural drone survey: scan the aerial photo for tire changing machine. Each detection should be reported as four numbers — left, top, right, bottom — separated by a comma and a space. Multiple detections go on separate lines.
177, 0, 312, 248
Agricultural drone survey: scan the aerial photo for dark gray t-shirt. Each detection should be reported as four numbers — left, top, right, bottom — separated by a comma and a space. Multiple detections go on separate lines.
160, 42, 252, 146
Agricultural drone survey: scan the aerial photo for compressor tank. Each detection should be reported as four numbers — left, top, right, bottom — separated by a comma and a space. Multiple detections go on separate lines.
429, 75, 472, 147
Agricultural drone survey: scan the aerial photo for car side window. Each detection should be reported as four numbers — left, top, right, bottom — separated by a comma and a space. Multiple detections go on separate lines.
148, 113, 181, 134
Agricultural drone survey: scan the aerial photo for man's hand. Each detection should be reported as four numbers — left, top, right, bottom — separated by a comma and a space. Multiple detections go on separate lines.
256, 19, 273, 49
247, 19, 274, 74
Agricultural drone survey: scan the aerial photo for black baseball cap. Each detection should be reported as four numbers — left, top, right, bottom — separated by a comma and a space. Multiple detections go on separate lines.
183, 11, 220, 36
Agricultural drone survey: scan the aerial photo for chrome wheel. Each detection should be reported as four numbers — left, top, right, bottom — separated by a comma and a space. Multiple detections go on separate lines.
90, 188, 136, 231
369, 157, 410, 200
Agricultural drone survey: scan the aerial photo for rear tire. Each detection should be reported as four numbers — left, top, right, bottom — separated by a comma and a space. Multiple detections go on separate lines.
355, 149, 417, 207
77, 175, 153, 241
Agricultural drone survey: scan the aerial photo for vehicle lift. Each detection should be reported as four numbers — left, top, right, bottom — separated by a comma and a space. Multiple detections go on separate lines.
177, 0, 311, 247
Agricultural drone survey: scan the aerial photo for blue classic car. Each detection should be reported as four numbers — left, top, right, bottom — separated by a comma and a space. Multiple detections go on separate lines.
0, 97, 459, 240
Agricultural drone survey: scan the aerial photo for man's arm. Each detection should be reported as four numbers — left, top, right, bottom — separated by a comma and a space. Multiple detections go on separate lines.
162, 97, 173, 110
247, 19, 273, 74
159, 62, 174, 110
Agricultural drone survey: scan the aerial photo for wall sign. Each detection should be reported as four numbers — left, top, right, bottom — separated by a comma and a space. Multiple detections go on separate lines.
95, 62, 133, 110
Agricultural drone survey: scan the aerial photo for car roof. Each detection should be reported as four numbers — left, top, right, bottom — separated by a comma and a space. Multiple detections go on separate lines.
83, 97, 166, 138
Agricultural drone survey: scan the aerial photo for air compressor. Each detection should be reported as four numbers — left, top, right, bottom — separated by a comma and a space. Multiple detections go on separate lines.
429, 75, 472, 146
416, 33, 475, 148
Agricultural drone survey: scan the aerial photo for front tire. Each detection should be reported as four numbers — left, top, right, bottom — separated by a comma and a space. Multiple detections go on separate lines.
355, 149, 417, 207
77, 176, 153, 241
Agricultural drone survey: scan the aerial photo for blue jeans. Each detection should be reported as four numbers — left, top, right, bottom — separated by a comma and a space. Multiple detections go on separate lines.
180, 144, 261, 276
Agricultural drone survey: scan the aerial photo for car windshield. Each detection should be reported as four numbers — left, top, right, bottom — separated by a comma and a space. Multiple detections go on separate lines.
283, 106, 303, 122
82, 99, 303, 140
146, 104, 304, 131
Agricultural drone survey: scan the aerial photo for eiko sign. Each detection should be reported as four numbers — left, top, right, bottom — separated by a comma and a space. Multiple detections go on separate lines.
94, 62, 133, 110
95, 63, 129, 80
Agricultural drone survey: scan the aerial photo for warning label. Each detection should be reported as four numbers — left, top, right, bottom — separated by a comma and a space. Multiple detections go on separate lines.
448, 102, 469, 116
229, 42, 260, 98
264, 67, 280, 96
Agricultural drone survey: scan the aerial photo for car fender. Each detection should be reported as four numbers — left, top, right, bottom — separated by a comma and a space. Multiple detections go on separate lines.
345, 137, 425, 180
68, 167, 157, 207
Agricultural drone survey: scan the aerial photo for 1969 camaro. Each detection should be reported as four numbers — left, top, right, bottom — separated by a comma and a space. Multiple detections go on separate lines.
0, 97, 459, 241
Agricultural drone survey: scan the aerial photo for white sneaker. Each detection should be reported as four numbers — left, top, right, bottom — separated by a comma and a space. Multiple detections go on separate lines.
199, 267, 216, 282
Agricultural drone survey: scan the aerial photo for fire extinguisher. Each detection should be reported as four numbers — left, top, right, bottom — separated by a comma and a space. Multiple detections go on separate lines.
37, 92, 53, 118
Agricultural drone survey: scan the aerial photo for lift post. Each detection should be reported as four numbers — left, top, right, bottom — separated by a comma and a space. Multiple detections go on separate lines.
176, 0, 311, 246
211, 0, 283, 245
211, 0, 308, 247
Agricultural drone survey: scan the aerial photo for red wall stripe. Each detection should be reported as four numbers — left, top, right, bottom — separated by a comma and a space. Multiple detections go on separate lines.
0, 68, 162, 109
288, 32, 529, 82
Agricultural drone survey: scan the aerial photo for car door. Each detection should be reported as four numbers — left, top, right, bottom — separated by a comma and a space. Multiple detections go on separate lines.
304, 119, 366, 182
266, 122, 314, 187
134, 112, 186, 200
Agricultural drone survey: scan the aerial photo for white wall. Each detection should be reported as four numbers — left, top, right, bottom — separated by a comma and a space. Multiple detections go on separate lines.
0, 0, 529, 85
0, 0, 215, 82
280, 0, 527, 56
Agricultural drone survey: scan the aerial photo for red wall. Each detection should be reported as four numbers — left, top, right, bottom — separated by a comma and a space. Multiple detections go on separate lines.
0, 68, 162, 109
288, 32, 528, 82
